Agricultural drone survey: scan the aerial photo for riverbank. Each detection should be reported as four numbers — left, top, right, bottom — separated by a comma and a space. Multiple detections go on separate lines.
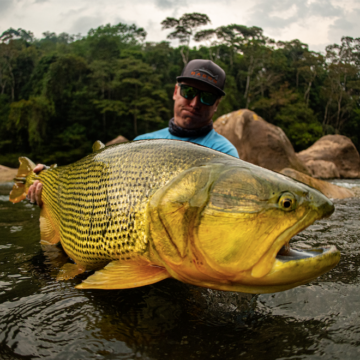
0, 165, 17, 182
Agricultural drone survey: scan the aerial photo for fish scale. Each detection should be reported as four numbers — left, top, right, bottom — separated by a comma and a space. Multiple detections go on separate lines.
35, 140, 219, 268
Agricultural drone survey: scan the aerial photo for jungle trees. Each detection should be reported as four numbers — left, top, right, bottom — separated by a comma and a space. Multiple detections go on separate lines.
161, 13, 211, 65
322, 37, 360, 134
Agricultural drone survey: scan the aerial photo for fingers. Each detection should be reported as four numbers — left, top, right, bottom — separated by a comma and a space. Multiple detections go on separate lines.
29, 181, 39, 204
35, 182, 43, 207
27, 180, 38, 203
26, 180, 43, 207
34, 164, 46, 174
25, 164, 46, 207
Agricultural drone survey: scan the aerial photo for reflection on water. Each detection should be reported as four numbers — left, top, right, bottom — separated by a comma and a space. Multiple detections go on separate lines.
1, 181, 360, 359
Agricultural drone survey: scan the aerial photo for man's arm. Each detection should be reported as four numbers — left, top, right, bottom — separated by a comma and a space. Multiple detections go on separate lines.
27, 164, 46, 206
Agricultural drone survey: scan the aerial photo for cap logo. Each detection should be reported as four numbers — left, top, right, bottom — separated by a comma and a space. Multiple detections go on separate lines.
190, 68, 219, 84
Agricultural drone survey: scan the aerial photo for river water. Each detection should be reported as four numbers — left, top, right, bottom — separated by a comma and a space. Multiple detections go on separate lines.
0, 180, 359, 360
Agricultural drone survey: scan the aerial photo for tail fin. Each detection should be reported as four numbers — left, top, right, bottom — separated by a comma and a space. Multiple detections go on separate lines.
9, 157, 36, 204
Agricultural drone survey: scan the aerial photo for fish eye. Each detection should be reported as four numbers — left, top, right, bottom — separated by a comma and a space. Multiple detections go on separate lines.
278, 192, 296, 211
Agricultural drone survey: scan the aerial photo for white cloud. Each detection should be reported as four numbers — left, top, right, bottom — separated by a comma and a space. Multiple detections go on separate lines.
0, 0, 13, 16
155, 0, 187, 10
328, 4, 360, 45
0, 0, 358, 52
69, 16, 106, 36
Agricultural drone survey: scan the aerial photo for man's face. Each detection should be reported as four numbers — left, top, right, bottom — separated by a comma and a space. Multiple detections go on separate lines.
173, 79, 222, 130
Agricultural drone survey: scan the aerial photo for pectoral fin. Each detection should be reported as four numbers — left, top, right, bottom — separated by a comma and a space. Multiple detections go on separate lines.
75, 261, 170, 290
57, 263, 86, 281
40, 205, 60, 245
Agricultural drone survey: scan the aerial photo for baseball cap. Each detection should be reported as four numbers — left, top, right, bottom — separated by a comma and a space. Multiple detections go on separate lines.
176, 59, 226, 96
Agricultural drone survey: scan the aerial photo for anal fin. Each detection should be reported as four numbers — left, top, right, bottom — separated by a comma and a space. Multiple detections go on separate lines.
57, 263, 86, 281
75, 261, 170, 290
40, 205, 60, 245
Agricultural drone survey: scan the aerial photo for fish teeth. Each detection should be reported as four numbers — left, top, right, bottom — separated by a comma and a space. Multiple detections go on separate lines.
278, 242, 291, 256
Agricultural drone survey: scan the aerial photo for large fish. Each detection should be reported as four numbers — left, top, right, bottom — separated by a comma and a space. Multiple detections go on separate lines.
9, 139, 340, 294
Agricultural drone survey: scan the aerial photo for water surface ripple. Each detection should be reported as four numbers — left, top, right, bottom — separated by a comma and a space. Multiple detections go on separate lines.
0, 181, 359, 360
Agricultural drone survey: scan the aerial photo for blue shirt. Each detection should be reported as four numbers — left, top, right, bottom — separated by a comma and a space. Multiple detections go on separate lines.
134, 128, 239, 158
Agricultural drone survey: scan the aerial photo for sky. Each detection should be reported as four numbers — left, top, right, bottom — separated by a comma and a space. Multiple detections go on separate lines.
1, 0, 360, 53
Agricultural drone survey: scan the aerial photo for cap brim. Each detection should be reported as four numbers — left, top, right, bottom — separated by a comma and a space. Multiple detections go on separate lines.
176, 76, 226, 96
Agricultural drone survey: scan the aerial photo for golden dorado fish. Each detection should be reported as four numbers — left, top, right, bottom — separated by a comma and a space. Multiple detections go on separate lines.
9, 139, 340, 294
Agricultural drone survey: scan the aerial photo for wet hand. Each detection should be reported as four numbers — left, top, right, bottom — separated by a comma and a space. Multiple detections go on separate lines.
27, 164, 46, 207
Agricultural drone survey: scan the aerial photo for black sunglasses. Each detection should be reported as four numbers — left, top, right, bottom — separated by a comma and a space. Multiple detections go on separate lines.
178, 84, 219, 106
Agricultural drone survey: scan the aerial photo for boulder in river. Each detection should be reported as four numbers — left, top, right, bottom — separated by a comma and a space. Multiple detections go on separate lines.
106, 135, 129, 146
297, 135, 360, 179
214, 109, 311, 175
0, 165, 17, 183
303, 159, 340, 179
280, 168, 354, 199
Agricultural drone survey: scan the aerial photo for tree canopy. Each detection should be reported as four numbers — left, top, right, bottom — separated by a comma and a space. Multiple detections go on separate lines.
0, 15, 359, 167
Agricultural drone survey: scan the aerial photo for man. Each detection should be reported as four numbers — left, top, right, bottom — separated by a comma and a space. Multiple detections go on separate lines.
27, 59, 238, 205
134, 59, 238, 157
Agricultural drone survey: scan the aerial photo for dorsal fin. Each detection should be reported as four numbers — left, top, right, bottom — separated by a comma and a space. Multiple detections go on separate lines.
92, 140, 105, 152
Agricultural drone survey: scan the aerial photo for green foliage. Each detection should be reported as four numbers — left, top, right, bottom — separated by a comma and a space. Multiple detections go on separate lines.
216, 74, 241, 116
0, 94, 11, 153
112, 57, 170, 136
86, 23, 146, 61
342, 108, 360, 150
274, 101, 322, 151
0, 16, 359, 168
8, 96, 54, 150
45, 54, 88, 100
252, 84, 323, 150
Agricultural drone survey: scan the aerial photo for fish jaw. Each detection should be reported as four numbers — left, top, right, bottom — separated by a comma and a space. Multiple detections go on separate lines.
263, 246, 340, 288
226, 207, 340, 293
203, 246, 340, 294
249, 207, 332, 279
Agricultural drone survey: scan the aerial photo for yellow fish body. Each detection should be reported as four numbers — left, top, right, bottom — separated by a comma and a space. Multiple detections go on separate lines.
10, 139, 340, 293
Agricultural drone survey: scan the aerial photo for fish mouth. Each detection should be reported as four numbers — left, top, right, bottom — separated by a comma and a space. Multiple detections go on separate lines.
226, 209, 341, 294
224, 244, 340, 295
276, 243, 332, 262
260, 244, 340, 290
250, 210, 324, 279
273, 208, 338, 266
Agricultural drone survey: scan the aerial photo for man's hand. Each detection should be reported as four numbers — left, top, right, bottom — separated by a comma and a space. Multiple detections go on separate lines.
27, 164, 46, 207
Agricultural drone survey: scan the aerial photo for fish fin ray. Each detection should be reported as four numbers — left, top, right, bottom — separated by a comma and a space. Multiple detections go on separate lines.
17, 157, 36, 177
9, 183, 27, 204
75, 261, 170, 290
9, 157, 37, 204
40, 205, 60, 245
56, 263, 86, 281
